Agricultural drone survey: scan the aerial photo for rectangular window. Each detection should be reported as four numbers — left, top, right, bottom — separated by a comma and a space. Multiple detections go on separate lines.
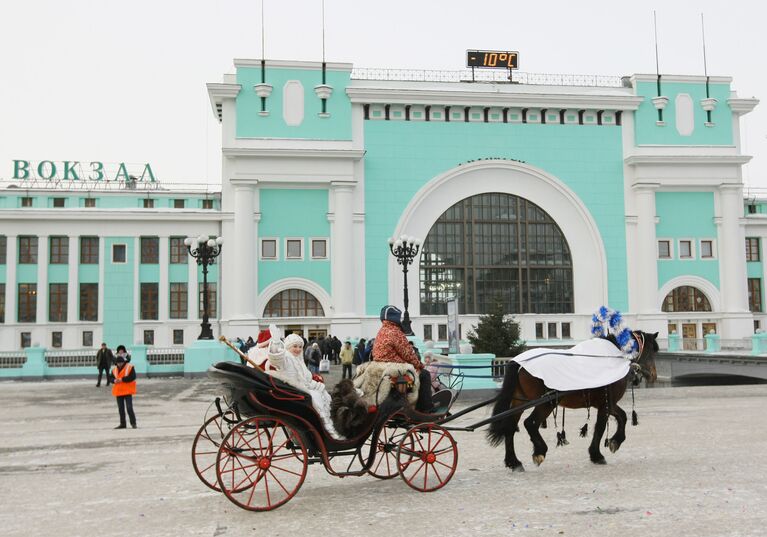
547, 322, 557, 339
424, 324, 433, 341
658, 240, 671, 259
140, 283, 159, 320
199, 282, 218, 319
700, 240, 714, 259
143, 198, 154, 208
748, 204, 757, 214
80, 237, 99, 264
173, 199, 185, 209
755, 320, 761, 333
140, 237, 159, 264
261, 239, 277, 259
143, 330, 155, 345
748, 278, 762, 313
21, 197, 33, 207
21, 332, 31, 348
535, 322, 544, 339
746, 238, 760, 262
18, 236, 38, 264
18, 283, 37, 323
82, 331, 93, 347
49, 283, 68, 322
201, 199, 214, 209
170, 282, 188, 319
79, 283, 98, 321
311, 239, 328, 259
84, 198, 96, 208
51, 331, 63, 348
561, 322, 571, 339
0, 235, 6, 264
52, 198, 65, 208
169, 237, 187, 264
49, 236, 69, 264
112, 244, 126, 263
679, 240, 692, 259
286, 239, 302, 259
173, 329, 184, 345
438, 324, 447, 341
0, 283, 5, 323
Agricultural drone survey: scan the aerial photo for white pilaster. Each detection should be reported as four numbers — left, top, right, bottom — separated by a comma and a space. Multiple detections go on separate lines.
36, 235, 49, 323
159, 236, 169, 323
67, 235, 78, 323
330, 181, 356, 317
188, 252, 198, 320
6, 236, 17, 323
719, 185, 749, 313
633, 184, 659, 314
232, 183, 256, 319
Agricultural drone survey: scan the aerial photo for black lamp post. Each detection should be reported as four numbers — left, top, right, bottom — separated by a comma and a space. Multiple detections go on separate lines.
388, 234, 421, 336
184, 234, 223, 340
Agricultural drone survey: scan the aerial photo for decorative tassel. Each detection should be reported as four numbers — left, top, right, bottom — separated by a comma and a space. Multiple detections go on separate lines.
556, 430, 569, 447
632, 410, 638, 426
580, 423, 588, 437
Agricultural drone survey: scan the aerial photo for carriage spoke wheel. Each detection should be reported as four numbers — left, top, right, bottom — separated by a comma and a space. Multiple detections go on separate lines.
216, 416, 308, 511
191, 412, 239, 492
360, 420, 414, 479
397, 423, 458, 492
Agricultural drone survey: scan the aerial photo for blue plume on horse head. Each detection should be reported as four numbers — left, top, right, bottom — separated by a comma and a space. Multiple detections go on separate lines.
599, 306, 609, 319
609, 311, 622, 329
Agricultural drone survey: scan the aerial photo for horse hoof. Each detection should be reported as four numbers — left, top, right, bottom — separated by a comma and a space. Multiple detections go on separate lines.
609, 440, 620, 453
533, 454, 545, 466
511, 464, 525, 473
591, 457, 607, 465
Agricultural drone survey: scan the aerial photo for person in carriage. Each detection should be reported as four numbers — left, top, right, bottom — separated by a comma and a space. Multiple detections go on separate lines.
246, 326, 278, 371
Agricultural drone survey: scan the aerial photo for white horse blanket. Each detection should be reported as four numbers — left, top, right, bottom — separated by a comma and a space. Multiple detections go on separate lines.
512, 338, 631, 391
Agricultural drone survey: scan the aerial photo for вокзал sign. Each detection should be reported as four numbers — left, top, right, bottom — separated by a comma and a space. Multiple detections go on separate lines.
12, 159, 157, 182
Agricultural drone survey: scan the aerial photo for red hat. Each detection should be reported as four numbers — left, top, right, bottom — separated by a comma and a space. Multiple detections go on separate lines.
256, 329, 272, 345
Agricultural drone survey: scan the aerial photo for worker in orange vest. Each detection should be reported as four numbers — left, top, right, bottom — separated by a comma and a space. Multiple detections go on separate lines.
111, 345, 137, 429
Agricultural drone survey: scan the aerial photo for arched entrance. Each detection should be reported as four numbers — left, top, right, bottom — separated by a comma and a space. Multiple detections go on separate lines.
662, 284, 715, 350
257, 278, 331, 338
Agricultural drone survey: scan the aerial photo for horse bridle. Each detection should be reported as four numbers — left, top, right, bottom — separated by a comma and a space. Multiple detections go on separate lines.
630, 331, 652, 380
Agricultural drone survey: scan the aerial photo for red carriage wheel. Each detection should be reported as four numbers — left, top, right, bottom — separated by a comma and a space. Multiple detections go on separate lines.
359, 420, 414, 479
192, 412, 239, 492
216, 416, 308, 511
397, 423, 458, 492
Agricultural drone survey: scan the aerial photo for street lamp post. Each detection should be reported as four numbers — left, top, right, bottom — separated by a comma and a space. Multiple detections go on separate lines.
184, 235, 223, 340
388, 234, 421, 336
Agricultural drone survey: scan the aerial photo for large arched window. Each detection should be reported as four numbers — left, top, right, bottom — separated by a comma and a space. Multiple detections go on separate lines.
263, 289, 325, 317
419, 193, 573, 315
662, 286, 712, 312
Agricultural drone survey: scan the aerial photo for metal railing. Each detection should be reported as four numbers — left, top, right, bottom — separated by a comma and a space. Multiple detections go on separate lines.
351, 68, 625, 88
45, 349, 97, 367
147, 347, 185, 365
491, 357, 514, 380
0, 351, 27, 369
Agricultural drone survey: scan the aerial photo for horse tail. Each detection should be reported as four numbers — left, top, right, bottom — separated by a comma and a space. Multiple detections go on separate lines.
486, 361, 521, 447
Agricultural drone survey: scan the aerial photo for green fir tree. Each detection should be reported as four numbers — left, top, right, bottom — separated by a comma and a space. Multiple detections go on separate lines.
467, 299, 526, 357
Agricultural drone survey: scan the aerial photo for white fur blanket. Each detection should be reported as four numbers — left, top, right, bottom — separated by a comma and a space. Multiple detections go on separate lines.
353, 361, 420, 406
512, 338, 631, 391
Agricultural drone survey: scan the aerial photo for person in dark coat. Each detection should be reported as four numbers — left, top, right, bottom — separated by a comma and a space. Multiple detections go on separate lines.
353, 338, 366, 366
95, 343, 114, 387
332, 336, 343, 365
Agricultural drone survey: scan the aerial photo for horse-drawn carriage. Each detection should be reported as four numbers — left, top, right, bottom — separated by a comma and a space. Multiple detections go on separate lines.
192, 325, 659, 511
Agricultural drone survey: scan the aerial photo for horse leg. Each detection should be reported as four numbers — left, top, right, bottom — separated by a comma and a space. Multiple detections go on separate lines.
503, 412, 525, 471
524, 404, 555, 466
588, 406, 609, 465
608, 405, 627, 453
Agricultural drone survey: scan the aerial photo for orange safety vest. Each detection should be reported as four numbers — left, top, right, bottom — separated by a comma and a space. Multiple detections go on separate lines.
111, 363, 137, 397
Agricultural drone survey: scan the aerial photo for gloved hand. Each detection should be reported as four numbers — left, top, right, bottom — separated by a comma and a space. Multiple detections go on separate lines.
269, 339, 285, 355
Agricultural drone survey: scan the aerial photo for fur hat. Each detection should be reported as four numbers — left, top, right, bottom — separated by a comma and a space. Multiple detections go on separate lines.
284, 333, 304, 349
256, 329, 271, 346
380, 305, 402, 325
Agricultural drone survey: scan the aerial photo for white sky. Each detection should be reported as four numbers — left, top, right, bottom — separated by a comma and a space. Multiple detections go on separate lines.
2, 0, 765, 190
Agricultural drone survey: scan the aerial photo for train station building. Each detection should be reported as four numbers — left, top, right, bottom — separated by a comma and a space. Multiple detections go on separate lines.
0, 58, 761, 351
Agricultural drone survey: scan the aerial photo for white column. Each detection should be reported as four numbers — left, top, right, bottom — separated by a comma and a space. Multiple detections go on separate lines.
331, 181, 356, 316
6, 235, 17, 323
719, 185, 749, 313
232, 183, 256, 318
159, 236, 169, 323
67, 235, 78, 323
188, 250, 198, 321
36, 235, 49, 324
633, 185, 659, 314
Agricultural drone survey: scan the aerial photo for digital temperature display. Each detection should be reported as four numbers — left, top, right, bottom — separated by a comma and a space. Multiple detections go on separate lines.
466, 50, 519, 69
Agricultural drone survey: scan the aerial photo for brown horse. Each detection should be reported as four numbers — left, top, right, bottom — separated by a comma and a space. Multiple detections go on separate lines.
487, 331, 658, 471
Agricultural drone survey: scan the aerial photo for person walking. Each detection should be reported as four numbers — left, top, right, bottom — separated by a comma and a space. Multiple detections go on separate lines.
95, 343, 114, 387
111, 345, 137, 429
307, 342, 322, 374
340, 341, 354, 379
332, 336, 343, 365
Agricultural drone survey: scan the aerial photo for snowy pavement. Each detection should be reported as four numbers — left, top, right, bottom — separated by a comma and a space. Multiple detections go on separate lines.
0, 377, 765, 537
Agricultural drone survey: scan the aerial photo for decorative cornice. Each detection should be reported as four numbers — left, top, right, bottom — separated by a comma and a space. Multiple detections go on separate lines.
234, 59, 353, 71
631, 74, 733, 84
222, 147, 365, 160
0, 210, 224, 222
346, 87, 643, 110
625, 154, 752, 166
727, 97, 759, 115
207, 83, 242, 122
